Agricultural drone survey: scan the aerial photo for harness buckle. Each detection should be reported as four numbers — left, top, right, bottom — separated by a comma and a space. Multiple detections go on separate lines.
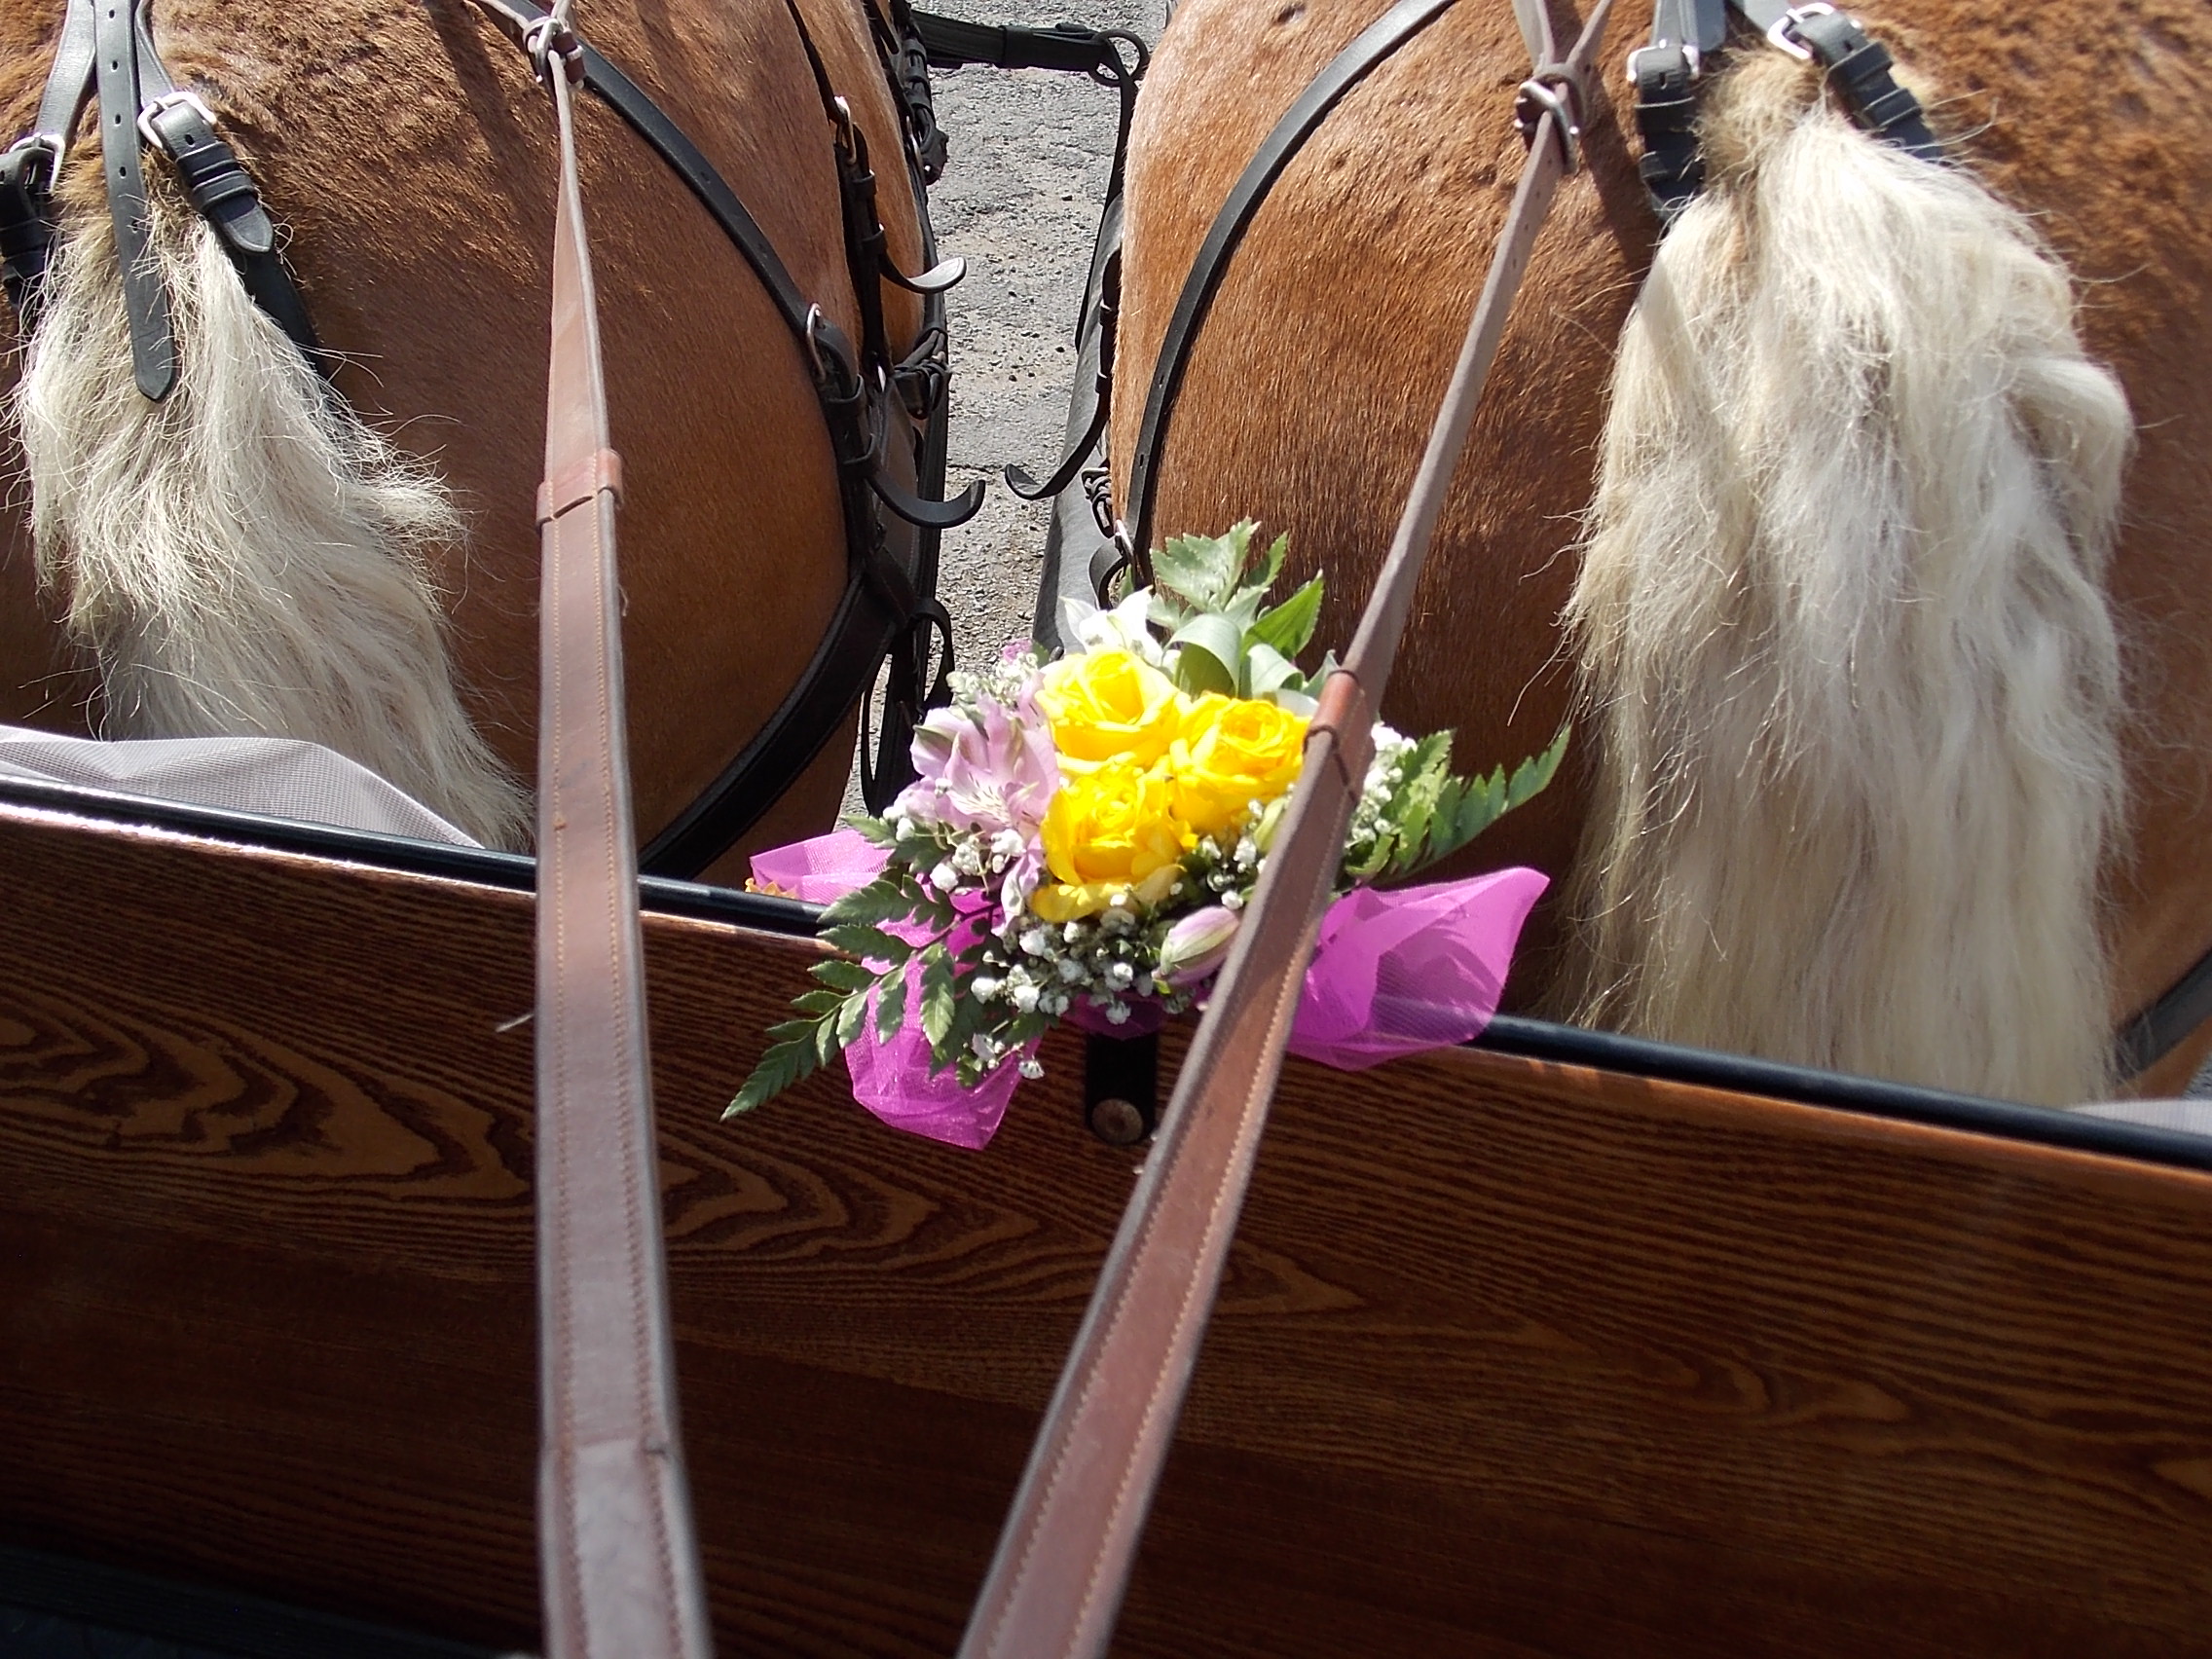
1766, 3, 1838, 61
135, 90, 214, 152
1624, 41, 1700, 90
0, 133, 63, 193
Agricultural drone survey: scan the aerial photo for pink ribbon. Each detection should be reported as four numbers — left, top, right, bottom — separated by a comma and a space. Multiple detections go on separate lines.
749, 830, 1545, 1149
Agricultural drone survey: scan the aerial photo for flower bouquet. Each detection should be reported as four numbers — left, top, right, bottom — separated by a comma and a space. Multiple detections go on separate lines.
734, 521, 1565, 1147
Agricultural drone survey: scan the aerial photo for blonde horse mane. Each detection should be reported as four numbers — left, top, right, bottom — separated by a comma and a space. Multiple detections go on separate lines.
1562, 54, 2132, 1105
10, 179, 529, 848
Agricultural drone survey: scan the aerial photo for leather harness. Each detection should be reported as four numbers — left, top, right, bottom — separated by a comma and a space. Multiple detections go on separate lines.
0, 0, 979, 879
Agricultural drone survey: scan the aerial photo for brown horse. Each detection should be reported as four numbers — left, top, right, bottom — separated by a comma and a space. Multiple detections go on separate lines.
1116, 0, 2212, 1102
0, 0, 933, 880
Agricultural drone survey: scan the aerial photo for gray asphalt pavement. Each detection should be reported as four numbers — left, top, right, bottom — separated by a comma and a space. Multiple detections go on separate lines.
923, 0, 1164, 669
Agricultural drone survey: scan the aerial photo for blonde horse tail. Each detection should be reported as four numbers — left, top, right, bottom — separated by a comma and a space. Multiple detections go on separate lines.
11, 180, 530, 848
1561, 55, 2131, 1105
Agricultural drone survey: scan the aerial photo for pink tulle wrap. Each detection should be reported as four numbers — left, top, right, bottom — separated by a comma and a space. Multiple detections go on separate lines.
750, 828, 1545, 1150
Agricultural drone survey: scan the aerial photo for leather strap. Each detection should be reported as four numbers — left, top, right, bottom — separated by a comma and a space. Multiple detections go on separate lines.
955, 8, 1614, 1655
1629, 0, 1941, 218
1121, 0, 1466, 578
911, 11, 1144, 511
518, 14, 713, 1658
2115, 942, 2212, 1081
95, 0, 175, 400
0, 0, 95, 320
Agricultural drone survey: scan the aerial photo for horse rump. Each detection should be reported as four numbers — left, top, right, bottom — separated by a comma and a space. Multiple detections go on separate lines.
10, 170, 530, 849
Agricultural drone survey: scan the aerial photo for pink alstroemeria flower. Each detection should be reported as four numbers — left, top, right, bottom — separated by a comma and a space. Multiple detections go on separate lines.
894, 677, 1059, 910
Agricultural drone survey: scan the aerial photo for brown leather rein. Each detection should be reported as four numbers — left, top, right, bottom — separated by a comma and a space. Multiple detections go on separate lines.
494, 0, 1610, 1648
469, 4, 714, 1655
955, 3, 1616, 1653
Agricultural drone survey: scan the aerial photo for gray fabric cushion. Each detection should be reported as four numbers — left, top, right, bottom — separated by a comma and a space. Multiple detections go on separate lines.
0, 727, 477, 846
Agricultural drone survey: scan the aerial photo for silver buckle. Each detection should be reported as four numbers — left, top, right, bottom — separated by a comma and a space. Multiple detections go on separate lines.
1624, 41, 1701, 88
1767, 3, 1838, 61
135, 90, 216, 152
2, 132, 65, 189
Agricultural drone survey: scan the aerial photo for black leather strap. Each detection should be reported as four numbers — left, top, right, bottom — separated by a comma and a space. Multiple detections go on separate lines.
910, 13, 1122, 73
1007, 245, 1117, 502
1123, 0, 1462, 574
1628, 0, 1942, 218
1628, 39, 1705, 218
97, 0, 176, 400
0, 0, 95, 322
911, 11, 1145, 512
141, 94, 322, 363
2114, 942, 2212, 1082
1783, 6, 1940, 160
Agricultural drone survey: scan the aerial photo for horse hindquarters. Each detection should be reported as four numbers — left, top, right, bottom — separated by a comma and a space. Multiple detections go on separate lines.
12, 175, 530, 849
1563, 56, 2130, 1105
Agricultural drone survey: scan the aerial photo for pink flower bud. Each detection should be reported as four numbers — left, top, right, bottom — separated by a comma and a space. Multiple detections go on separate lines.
1157, 904, 1239, 986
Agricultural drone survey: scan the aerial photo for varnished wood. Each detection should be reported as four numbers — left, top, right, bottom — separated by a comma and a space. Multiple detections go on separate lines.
3, 797, 2210, 1655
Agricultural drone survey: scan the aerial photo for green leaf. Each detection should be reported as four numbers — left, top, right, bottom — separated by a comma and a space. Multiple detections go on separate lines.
820, 922, 911, 965
919, 945, 956, 1050
833, 988, 869, 1048
792, 988, 846, 1017
1505, 722, 1570, 811
814, 1009, 845, 1066
809, 956, 875, 995
1245, 572, 1323, 660
821, 876, 925, 929
1378, 723, 1571, 881
839, 815, 899, 847
1168, 611, 1242, 696
1243, 642, 1301, 698
875, 961, 909, 1043
726, 1032, 820, 1118
1154, 523, 1247, 612
1255, 531, 1288, 592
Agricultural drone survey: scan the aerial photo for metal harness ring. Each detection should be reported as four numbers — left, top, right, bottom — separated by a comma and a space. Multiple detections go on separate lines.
1514, 63, 1586, 170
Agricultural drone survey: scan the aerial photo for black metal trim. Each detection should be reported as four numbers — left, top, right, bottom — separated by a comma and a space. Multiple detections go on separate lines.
0, 1542, 502, 1659
1474, 1014, 2212, 1172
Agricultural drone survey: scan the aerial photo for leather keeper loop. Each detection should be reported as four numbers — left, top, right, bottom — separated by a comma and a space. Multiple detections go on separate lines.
1305, 669, 1373, 792
535, 447, 624, 525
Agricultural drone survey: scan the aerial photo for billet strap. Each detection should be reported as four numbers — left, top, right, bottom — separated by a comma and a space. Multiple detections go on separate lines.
953, 6, 1615, 1655
1120, 0, 1466, 583
490, 8, 714, 1656
94, 0, 174, 399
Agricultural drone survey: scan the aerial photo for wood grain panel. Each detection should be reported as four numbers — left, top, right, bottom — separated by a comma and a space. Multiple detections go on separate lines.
2, 797, 2210, 1656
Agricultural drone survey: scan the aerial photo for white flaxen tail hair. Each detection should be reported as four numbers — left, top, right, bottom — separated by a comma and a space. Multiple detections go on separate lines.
1562, 55, 2132, 1105
11, 182, 530, 848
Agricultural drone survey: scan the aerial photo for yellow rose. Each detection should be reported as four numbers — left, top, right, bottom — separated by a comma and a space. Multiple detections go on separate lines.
1167, 693, 1309, 839
1038, 648, 1190, 773
1033, 756, 1190, 920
